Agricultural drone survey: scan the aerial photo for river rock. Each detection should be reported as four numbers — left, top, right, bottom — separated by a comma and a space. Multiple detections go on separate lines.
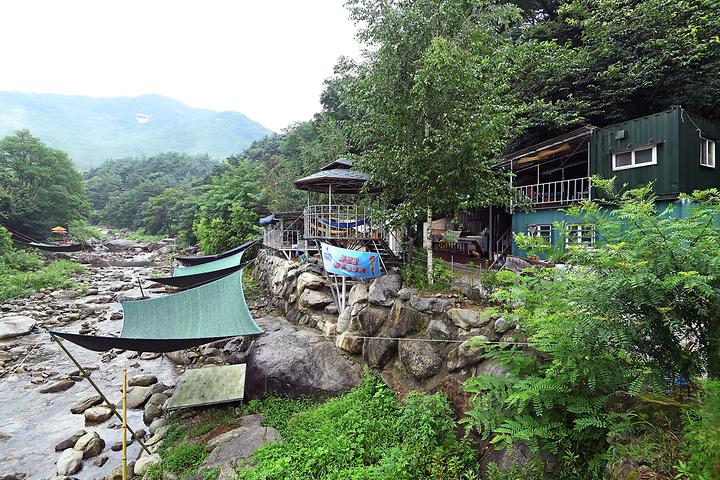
144, 403, 162, 425
149, 417, 167, 434
127, 374, 158, 387
447, 337, 487, 371
125, 385, 152, 408
56, 448, 83, 475
494, 316, 515, 333
70, 395, 102, 414
348, 283, 369, 306
298, 289, 333, 310
246, 316, 362, 399
296, 272, 325, 294
362, 336, 397, 369
0, 315, 36, 339
357, 305, 388, 336
398, 340, 444, 380
368, 273, 402, 306
204, 414, 280, 470
447, 308, 490, 330
106, 461, 135, 480
133, 453, 161, 476
336, 306, 352, 333
74, 431, 105, 459
104, 239, 143, 252
84, 406, 113, 424
335, 331, 363, 354
40, 379, 75, 394
55, 430, 87, 451
0, 473, 26, 480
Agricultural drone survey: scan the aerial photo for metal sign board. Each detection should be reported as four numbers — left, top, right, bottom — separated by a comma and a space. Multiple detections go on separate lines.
167, 364, 246, 410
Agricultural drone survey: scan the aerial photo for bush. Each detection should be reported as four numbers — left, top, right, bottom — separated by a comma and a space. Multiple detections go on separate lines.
401, 250, 456, 291
0, 227, 86, 301
237, 375, 480, 480
676, 380, 720, 479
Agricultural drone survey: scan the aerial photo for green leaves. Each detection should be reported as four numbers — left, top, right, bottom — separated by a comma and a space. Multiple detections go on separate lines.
0, 130, 90, 237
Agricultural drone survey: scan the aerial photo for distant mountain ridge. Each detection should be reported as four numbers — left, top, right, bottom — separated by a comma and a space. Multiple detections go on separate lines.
0, 91, 273, 170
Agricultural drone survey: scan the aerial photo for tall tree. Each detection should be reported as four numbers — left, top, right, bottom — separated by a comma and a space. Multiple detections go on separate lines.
341, 0, 522, 281
0, 130, 89, 237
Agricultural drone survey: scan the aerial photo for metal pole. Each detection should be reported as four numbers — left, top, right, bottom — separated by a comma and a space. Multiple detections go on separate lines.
47, 332, 151, 454
137, 278, 146, 299
341, 276, 346, 311
122, 368, 127, 480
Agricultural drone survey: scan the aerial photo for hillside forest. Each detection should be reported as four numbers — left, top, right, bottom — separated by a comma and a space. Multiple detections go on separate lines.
1, 0, 720, 478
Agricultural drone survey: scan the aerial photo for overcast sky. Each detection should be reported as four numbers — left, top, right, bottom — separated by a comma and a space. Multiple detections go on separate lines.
0, 0, 361, 131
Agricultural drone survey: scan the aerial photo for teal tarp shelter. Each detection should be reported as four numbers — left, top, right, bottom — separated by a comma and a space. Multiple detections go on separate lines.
151, 250, 246, 289
50, 269, 263, 352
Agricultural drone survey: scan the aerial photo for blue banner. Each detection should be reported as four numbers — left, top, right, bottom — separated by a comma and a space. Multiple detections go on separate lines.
320, 242, 381, 278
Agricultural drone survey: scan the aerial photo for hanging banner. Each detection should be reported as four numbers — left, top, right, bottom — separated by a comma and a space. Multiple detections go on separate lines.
320, 242, 381, 278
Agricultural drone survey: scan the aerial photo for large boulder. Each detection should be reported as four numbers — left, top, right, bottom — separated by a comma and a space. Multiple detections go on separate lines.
298, 289, 333, 311
348, 283, 369, 306
246, 316, 363, 399
203, 414, 280, 470
84, 406, 113, 424
357, 305, 389, 336
398, 340, 444, 380
296, 272, 325, 294
133, 453, 161, 476
368, 273, 402, 306
74, 431, 105, 459
56, 448, 83, 475
447, 308, 491, 330
127, 374, 158, 387
0, 315, 36, 340
125, 385, 152, 409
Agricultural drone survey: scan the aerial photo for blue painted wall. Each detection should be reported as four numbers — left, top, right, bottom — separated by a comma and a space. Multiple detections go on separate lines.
511, 199, 693, 257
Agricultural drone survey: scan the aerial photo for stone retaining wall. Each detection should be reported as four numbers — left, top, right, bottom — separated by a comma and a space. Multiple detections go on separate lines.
252, 250, 517, 395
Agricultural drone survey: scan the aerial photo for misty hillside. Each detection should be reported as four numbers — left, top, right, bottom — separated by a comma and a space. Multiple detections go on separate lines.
0, 91, 272, 170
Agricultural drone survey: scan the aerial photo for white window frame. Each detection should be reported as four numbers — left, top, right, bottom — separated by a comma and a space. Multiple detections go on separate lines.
528, 224, 552, 242
700, 137, 716, 168
612, 145, 658, 171
566, 224, 595, 246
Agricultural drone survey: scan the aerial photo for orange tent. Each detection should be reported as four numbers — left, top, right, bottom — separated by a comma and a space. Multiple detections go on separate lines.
51, 226, 67, 233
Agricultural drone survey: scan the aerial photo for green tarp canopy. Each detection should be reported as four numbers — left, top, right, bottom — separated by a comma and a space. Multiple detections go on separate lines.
151, 250, 245, 289
26, 241, 86, 252
174, 251, 244, 277
50, 269, 263, 352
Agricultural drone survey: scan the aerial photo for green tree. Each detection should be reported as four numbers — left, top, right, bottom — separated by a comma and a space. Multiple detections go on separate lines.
0, 130, 89, 237
193, 160, 264, 253
340, 0, 521, 282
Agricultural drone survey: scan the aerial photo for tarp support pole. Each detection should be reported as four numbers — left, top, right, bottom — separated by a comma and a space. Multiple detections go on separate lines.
48, 331, 152, 455
122, 368, 128, 480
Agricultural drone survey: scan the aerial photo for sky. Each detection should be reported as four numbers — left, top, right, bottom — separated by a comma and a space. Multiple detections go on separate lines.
0, 0, 362, 132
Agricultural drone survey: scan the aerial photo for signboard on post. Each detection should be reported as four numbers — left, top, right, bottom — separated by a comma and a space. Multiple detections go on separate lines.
320, 242, 381, 278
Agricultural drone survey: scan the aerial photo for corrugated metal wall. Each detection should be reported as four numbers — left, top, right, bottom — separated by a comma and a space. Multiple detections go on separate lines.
591, 107, 681, 199
679, 110, 720, 193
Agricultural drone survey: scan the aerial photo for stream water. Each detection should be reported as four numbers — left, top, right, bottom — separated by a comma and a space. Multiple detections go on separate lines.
0, 248, 181, 479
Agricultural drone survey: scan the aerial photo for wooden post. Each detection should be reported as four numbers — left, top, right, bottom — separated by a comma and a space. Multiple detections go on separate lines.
47, 332, 151, 454
122, 368, 127, 480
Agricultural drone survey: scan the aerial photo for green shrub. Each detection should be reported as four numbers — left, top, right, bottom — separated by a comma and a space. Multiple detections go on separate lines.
401, 250, 456, 291
676, 380, 720, 479
68, 220, 106, 242
237, 375, 480, 480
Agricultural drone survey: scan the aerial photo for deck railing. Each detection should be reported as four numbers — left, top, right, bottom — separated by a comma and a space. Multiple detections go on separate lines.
263, 228, 304, 250
515, 177, 591, 207
304, 204, 385, 240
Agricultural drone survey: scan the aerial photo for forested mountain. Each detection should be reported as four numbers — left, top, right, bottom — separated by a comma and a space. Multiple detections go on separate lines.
85, 153, 216, 241
0, 91, 272, 170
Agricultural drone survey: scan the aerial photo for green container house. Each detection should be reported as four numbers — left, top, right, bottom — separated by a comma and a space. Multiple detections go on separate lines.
506, 106, 719, 257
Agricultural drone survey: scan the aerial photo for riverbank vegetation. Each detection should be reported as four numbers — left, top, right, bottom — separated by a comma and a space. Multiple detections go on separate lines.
0, 226, 85, 301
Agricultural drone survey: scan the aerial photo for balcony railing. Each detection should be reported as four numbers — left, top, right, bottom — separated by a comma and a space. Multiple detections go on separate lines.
263, 228, 304, 250
304, 204, 385, 240
515, 177, 591, 207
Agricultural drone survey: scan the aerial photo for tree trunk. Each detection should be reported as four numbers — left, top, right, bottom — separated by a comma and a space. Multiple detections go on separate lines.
427, 205, 433, 285
707, 318, 720, 379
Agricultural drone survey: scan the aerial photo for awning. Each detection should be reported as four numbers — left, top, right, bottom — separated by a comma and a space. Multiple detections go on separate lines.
50, 269, 263, 353
27, 242, 86, 252
151, 250, 246, 289
175, 239, 256, 266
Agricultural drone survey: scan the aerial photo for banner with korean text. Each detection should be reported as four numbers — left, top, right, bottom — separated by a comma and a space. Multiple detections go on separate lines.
320, 242, 381, 278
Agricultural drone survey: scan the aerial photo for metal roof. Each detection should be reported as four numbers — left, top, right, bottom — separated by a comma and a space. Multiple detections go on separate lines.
294, 158, 381, 193
498, 126, 596, 168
